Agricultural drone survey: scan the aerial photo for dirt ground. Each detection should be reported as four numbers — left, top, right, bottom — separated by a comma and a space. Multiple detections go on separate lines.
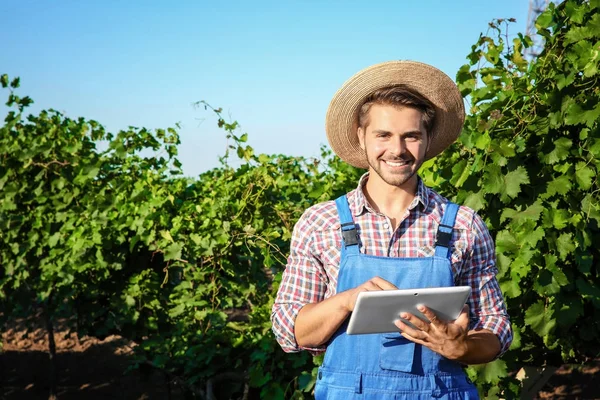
1, 318, 599, 399
0, 316, 187, 400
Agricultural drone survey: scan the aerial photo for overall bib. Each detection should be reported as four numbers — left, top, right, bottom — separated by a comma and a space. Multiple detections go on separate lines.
314, 195, 479, 399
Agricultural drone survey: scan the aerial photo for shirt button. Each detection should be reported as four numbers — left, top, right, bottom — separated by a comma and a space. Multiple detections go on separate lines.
383, 223, 389, 229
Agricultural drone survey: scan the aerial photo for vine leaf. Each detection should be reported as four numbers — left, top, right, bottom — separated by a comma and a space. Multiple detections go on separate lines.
525, 301, 556, 337
500, 167, 529, 202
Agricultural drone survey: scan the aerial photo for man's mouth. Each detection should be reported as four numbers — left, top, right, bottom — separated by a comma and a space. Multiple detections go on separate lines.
382, 159, 411, 167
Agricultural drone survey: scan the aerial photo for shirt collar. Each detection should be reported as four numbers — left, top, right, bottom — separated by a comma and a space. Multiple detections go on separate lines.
351, 173, 430, 216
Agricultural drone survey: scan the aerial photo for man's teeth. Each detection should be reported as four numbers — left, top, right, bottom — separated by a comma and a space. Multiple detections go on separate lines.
385, 160, 408, 166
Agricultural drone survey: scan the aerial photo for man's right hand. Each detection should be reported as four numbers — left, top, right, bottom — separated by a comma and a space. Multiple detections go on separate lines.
343, 276, 398, 312
295, 276, 397, 348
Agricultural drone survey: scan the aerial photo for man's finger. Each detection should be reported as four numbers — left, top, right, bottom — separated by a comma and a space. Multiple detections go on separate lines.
369, 276, 398, 290
363, 281, 384, 291
400, 332, 428, 347
417, 305, 444, 328
399, 312, 429, 332
394, 318, 426, 340
455, 304, 470, 328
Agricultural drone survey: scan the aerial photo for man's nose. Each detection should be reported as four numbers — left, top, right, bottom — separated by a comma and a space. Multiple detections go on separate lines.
389, 137, 406, 156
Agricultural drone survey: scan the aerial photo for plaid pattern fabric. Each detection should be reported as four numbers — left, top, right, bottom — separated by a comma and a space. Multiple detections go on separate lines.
271, 173, 512, 356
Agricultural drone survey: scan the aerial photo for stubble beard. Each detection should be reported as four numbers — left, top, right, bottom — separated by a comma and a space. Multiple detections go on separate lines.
367, 154, 423, 188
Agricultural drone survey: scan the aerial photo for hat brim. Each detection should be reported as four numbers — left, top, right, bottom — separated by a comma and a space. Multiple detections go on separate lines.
325, 61, 465, 169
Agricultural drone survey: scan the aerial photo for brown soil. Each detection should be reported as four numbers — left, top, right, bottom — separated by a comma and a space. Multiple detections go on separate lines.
1, 316, 599, 399
536, 360, 600, 400
1, 316, 185, 400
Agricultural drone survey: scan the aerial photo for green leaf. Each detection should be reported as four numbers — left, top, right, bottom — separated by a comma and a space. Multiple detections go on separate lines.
48, 232, 61, 248
577, 253, 594, 274
495, 230, 519, 254
576, 278, 600, 308
542, 208, 570, 229
502, 202, 544, 226
164, 243, 182, 261
543, 138, 572, 164
160, 230, 174, 242
501, 277, 522, 298
125, 295, 136, 307
250, 366, 271, 387
450, 159, 470, 187
500, 167, 530, 201
298, 371, 316, 392
552, 209, 571, 229
535, 269, 561, 295
564, 102, 600, 127
535, 9, 554, 29
471, 359, 509, 384
9, 77, 20, 89
463, 191, 486, 211
483, 164, 503, 194
474, 132, 492, 150
555, 298, 584, 328
525, 301, 556, 337
494, 139, 516, 158
522, 227, 545, 247
564, 26, 594, 45
190, 233, 202, 245
546, 175, 572, 197
564, 1, 587, 24
169, 303, 185, 318
510, 324, 521, 350
308, 183, 325, 199
512, 246, 537, 278
556, 72, 576, 90
582, 194, 600, 223
456, 64, 476, 95
511, 38, 528, 70
555, 233, 576, 260
575, 162, 595, 190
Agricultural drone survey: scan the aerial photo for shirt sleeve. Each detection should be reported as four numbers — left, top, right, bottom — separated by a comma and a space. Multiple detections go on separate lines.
460, 212, 513, 357
270, 208, 329, 354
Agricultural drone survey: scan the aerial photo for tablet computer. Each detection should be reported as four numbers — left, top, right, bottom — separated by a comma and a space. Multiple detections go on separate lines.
346, 286, 471, 335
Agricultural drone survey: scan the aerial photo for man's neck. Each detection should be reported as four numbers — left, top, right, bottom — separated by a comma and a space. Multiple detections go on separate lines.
363, 172, 419, 223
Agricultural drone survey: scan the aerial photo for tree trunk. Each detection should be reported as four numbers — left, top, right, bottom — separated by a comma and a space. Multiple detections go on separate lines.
45, 291, 58, 400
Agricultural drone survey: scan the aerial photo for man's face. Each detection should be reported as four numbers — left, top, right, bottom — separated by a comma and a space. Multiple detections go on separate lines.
358, 104, 428, 189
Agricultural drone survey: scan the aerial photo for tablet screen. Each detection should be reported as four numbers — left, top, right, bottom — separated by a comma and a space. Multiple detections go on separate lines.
346, 286, 471, 335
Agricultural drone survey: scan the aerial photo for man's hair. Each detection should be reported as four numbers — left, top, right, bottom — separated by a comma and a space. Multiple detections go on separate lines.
357, 86, 436, 134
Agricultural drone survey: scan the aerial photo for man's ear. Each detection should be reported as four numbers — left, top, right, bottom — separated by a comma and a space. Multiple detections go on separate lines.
357, 127, 366, 150
422, 118, 432, 154
424, 130, 432, 154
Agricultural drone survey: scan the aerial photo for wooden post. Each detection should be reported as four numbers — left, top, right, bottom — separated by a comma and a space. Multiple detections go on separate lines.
516, 366, 558, 399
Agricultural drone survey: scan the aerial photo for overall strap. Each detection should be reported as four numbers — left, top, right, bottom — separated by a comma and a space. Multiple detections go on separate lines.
334, 195, 360, 254
434, 202, 460, 258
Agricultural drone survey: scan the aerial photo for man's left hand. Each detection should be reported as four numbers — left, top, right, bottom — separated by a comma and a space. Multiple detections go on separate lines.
394, 304, 469, 361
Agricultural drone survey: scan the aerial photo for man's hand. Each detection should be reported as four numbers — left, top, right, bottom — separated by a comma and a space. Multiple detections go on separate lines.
394, 304, 470, 361
343, 277, 397, 312
295, 276, 396, 348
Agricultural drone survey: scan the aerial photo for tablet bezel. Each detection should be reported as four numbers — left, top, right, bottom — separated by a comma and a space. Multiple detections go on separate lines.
346, 286, 471, 335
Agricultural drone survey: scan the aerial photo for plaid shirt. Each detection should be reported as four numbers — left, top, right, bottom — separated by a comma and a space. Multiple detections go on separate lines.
271, 173, 512, 356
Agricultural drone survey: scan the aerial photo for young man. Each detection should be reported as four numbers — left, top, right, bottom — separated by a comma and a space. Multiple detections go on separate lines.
271, 61, 512, 399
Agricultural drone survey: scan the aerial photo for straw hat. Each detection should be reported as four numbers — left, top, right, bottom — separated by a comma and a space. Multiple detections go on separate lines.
325, 60, 465, 169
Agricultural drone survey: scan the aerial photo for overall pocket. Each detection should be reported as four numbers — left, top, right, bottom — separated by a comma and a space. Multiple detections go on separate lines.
379, 333, 416, 373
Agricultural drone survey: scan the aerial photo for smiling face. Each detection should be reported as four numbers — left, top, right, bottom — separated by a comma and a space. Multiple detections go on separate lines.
358, 104, 428, 190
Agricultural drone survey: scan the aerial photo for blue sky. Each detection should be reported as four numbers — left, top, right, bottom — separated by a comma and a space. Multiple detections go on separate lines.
1, 1, 529, 177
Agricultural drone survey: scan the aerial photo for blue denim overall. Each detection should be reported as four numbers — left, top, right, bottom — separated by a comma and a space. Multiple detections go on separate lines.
314, 195, 479, 399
